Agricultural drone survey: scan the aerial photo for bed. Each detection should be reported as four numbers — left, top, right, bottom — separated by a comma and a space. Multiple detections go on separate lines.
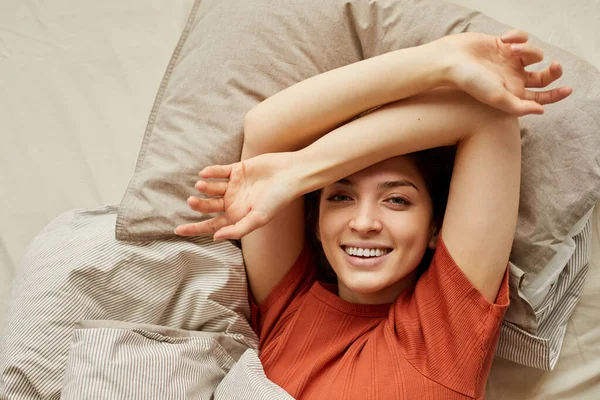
1, 0, 599, 398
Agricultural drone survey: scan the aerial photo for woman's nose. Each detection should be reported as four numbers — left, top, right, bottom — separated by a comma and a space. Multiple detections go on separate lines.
349, 209, 383, 234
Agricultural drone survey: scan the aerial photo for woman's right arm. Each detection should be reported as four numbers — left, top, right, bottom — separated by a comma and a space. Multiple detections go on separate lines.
237, 146, 306, 306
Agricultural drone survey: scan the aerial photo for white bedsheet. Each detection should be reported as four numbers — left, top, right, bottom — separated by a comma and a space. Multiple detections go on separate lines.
1, 0, 195, 323
1, 0, 599, 396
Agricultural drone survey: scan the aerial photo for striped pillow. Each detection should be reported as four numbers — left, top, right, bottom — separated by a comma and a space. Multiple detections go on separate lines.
0, 205, 257, 398
60, 321, 292, 399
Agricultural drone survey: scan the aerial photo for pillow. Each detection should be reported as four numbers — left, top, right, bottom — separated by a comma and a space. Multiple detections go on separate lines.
116, 0, 600, 281
0, 205, 256, 398
61, 321, 292, 399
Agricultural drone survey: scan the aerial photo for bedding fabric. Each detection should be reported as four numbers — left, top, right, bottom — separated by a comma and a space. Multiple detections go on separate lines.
2, 0, 600, 398
1, 205, 599, 399
0, 0, 197, 334
114, 0, 600, 371
116, 0, 600, 289
61, 321, 292, 400
0, 205, 258, 399
486, 200, 600, 399
61, 321, 248, 399
496, 208, 594, 370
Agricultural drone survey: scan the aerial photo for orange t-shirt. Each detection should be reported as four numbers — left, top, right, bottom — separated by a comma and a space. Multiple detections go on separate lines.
249, 234, 510, 399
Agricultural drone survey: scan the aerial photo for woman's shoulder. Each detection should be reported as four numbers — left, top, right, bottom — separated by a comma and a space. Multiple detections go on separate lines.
389, 234, 510, 398
414, 232, 510, 312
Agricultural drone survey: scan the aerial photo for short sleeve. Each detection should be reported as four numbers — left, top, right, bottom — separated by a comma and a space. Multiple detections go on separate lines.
389, 230, 510, 398
248, 244, 317, 347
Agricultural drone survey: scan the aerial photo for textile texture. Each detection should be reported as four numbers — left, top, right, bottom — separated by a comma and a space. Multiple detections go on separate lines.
60, 321, 292, 400
117, 0, 600, 287
250, 234, 509, 399
0, 205, 257, 399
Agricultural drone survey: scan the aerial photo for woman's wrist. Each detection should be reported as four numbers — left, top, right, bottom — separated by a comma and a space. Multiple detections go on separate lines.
427, 37, 457, 88
388, 38, 456, 93
289, 149, 326, 197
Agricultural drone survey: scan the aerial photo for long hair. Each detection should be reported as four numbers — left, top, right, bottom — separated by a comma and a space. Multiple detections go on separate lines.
304, 146, 456, 283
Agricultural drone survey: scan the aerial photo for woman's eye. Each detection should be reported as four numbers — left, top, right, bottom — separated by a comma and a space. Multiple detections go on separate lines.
386, 197, 410, 206
327, 194, 352, 202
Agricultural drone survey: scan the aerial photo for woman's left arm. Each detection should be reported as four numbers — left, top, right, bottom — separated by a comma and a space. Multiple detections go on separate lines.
289, 88, 520, 302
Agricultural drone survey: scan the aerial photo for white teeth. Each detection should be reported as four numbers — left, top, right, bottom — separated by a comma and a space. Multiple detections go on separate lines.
343, 246, 391, 258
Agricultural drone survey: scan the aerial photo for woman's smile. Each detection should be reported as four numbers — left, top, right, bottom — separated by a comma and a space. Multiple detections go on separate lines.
342, 246, 393, 267
340, 243, 393, 267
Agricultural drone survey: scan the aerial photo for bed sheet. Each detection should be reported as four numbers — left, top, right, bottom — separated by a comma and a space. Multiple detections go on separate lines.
487, 204, 600, 398
0, 0, 196, 329
1, 0, 599, 389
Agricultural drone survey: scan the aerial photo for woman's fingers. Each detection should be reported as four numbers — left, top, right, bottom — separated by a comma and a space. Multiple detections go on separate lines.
195, 180, 227, 196
199, 164, 232, 179
493, 84, 572, 116
187, 196, 225, 213
494, 91, 544, 116
523, 86, 573, 105
174, 214, 230, 236
526, 61, 563, 87
214, 211, 269, 240
510, 43, 544, 66
500, 30, 543, 67
501, 29, 529, 43
497, 86, 572, 116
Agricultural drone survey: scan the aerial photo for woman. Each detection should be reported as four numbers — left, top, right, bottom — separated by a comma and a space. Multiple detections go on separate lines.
176, 30, 571, 398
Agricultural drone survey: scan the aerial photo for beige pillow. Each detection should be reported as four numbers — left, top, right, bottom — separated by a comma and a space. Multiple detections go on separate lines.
117, 0, 600, 279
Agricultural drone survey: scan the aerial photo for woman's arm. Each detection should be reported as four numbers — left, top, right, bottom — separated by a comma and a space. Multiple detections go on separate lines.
177, 29, 566, 241
290, 88, 498, 193
243, 30, 566, 155
289, 89, 519, 302
242, 40, 450, 154
178, 91, 521, 303
176, 30, 570, 305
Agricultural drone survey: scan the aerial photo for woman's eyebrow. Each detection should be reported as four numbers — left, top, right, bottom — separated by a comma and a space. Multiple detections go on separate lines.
335, 178, 355, 187
378, 180, 420, 192
334, 178, 419, 192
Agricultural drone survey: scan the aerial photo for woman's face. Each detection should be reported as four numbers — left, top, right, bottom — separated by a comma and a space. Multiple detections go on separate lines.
318, 156, 437, 304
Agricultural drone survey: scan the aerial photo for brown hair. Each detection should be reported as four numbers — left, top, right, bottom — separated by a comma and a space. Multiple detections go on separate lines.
304, 146, 456, 284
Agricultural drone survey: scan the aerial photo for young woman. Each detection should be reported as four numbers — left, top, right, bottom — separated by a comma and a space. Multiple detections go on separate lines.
175, 30, 572, 399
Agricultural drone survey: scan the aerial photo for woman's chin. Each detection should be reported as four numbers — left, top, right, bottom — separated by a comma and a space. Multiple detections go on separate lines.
338, 276, 390, 298
336, 268, 416, 303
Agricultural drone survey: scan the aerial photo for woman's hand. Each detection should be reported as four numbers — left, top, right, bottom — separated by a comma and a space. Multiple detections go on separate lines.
440, 29, 572, 116
174, 152, 299, 240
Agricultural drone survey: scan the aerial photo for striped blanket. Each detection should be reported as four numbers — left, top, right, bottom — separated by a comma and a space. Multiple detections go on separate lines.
0, 205, 292, 399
